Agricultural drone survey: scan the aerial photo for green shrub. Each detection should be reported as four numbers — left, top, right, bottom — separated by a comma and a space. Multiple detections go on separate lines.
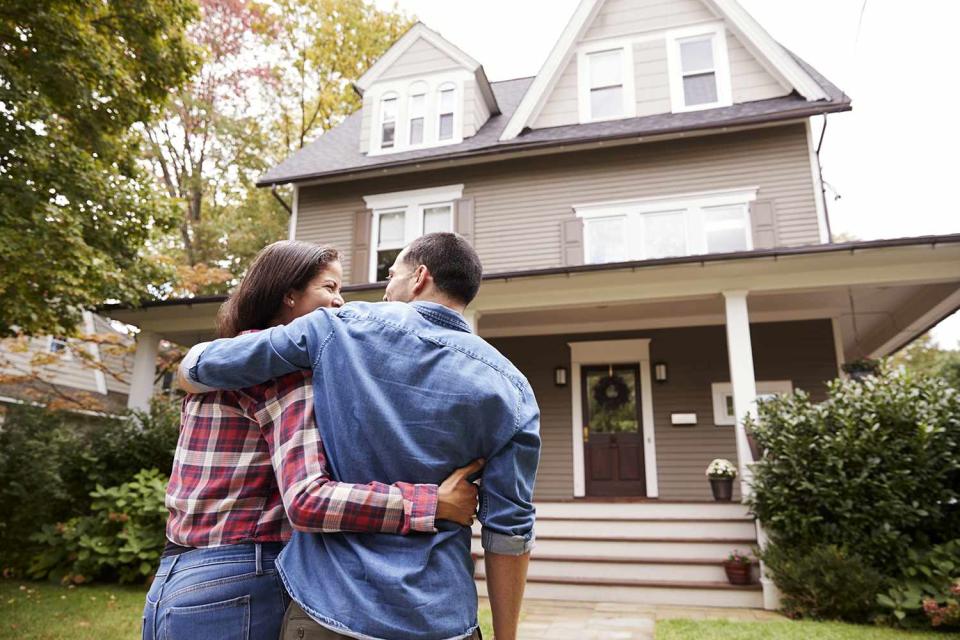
877, 540, 960, 629
28, 468, 169, 584
760, 544, 883, 622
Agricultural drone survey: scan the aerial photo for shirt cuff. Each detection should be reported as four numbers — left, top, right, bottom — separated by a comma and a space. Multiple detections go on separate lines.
481, 527, 535, 555
400, 483, 438, 534
181, 342, 217, 392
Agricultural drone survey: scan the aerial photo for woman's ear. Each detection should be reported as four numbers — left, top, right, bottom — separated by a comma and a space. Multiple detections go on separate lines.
284, 290, 297, 307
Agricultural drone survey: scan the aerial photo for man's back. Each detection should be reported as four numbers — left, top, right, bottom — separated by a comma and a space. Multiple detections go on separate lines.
192, 301, 540, 640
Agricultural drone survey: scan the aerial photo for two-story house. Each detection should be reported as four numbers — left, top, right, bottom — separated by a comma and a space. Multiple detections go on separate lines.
109, 0, 960, 609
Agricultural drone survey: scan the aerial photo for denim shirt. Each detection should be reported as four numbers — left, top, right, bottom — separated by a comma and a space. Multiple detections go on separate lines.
186, 301, 540, 640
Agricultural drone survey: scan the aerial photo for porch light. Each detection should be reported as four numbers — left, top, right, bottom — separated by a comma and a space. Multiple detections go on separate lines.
654, 362, 668, 383
554, 366, 568, 387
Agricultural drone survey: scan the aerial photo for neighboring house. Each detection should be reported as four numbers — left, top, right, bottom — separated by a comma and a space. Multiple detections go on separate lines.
0, 312, 136, 413
108, 0, 960, 609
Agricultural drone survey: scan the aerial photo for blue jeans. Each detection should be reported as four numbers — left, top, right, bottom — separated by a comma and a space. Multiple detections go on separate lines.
142, 543, 290, 640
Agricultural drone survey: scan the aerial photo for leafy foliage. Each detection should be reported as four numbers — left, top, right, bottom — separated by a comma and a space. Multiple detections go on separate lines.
877, 541, 960, 629
889, 333, 960, 391
0, 0, 198, 336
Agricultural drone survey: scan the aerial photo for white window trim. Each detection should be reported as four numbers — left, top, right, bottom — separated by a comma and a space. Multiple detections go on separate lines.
377, 92, 399, 151
436, 82, 458, 142
711, 380, 793, 426
665, 22, 733, 113
575, 188, 757, 263
577, 38, 637, 123
407, 83, 428, 146
364, 184, 464, 282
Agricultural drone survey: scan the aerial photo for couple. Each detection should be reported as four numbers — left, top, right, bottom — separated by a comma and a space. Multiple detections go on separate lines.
142, 233, 540, 640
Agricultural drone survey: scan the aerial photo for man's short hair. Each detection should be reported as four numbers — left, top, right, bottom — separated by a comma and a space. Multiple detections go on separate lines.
403, 233, 483, 305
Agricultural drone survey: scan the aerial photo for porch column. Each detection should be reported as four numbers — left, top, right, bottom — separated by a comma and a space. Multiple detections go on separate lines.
722, 290, 757, 495
127, 330, 160, 412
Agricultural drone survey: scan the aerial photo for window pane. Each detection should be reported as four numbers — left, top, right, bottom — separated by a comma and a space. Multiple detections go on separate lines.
643, 211, 686, 259
381, 121, 395, 147
682, 72, 718, 106
439, 88, 455, 113
423, 205, 452, 234
590, 86, 623, 119
378, 211, 405, 247
584, 365, 639, 434
381, 97, 397, 120
409, 93, 425, 116
704, 206, 748, 253
409, 117, 424, 145
589, 49, 622, 88
680, 38, 714, 73
376, 248, 402, 282
439, 113, 454, 140
586, 217, 628, 264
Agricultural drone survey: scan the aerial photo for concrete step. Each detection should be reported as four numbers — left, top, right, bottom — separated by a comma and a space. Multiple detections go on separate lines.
534, 502, 753, 521
530, 517, 757, 540
472, 536, 757, 560
474, 553, 757, 583
476, 575, 764, 609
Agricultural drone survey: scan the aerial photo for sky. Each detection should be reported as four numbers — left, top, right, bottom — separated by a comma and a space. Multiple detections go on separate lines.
373, 0, 960, 348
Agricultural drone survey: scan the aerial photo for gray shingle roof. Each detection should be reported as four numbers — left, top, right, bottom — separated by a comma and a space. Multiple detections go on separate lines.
258, 55, 849, 187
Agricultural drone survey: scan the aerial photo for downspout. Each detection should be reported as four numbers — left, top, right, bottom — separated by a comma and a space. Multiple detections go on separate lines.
815, 115, 834, 243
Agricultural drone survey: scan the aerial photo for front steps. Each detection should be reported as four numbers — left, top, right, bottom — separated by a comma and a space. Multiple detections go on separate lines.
472, 502, 763, 609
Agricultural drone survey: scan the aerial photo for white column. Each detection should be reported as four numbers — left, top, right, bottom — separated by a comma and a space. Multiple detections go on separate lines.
127, 330, 160, 411
463, 309, 481, 334
722, 290, 758, 496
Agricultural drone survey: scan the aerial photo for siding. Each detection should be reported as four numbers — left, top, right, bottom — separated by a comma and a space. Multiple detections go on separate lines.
532, 0, 787, 129
488, 319, 838, 501
296, 124, 822, 281
378, 38, 461, 81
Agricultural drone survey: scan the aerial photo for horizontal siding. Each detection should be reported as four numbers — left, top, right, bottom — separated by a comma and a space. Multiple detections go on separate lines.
296, 124, 821, 281
584, 0, 716, 41
489, 319, 838, 501
533, 56, 578, 129
378, 38, 461, 81
727, 31, 786, 103
0, 337, 100, 393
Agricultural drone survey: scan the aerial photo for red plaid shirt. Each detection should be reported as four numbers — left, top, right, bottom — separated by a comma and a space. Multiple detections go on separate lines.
165, 370, 438, 547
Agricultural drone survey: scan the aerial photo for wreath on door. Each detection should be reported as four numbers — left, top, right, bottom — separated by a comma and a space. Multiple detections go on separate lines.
593, 375, 630, 410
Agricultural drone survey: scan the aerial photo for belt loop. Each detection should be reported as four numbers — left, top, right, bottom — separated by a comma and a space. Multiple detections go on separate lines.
255, 543, 263, 576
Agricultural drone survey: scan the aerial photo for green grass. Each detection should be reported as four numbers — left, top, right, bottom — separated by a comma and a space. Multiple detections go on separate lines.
0, 579, 494, 639
656, 618, 960, 640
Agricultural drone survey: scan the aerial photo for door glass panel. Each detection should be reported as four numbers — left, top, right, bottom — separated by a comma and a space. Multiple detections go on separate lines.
584, 365, 640, 434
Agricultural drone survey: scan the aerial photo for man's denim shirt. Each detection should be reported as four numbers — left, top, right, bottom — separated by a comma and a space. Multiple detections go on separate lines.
186, 301, 540, 640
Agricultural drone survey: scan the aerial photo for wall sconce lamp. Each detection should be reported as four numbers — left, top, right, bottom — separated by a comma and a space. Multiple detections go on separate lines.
654, 362, 668, 384
554, 366, 568, 387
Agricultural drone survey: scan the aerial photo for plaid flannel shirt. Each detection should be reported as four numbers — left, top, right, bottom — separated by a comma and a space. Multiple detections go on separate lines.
165, 370, 438, 547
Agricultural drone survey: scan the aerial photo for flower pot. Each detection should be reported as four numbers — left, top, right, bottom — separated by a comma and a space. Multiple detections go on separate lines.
723, 561, 752, 585
709, 477, 734, 502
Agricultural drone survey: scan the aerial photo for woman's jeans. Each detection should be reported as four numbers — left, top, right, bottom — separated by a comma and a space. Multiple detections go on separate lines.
142, 543, 290, 640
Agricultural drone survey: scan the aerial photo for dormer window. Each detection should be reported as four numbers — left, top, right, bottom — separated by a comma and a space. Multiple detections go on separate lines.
379, 94, 398, 149
408, 84, 427, 145
666, 24, 732, 112
576, 41, 635, 123
437, 84, 456, 141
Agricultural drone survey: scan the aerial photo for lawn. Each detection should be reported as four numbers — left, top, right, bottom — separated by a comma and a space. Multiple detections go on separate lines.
657, 618, 960, 639
0, 579, 493, 639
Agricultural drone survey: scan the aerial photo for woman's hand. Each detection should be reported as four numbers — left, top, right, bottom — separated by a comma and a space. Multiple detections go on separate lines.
436, 459, 485, 526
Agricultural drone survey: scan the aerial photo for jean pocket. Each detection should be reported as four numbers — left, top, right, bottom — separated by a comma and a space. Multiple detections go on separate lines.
163, 594, 250, 640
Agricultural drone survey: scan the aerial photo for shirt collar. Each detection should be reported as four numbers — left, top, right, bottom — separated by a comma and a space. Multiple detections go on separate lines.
411, 301, 472, 333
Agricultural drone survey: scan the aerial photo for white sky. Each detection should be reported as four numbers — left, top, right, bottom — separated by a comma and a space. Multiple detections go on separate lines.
375, 0, 960, 348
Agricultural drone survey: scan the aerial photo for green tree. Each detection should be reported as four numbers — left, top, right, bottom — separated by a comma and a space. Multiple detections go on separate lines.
888, 332, 960, 389
0, 0, 198, 337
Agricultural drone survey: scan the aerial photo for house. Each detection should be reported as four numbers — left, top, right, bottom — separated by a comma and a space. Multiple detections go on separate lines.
106, 0, 960, 609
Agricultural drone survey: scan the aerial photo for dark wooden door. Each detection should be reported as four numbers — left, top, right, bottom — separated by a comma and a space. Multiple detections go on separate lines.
582, 364, 646, 497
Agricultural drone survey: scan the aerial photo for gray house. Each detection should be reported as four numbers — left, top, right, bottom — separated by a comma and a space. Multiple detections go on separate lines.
110, 0, 960, 610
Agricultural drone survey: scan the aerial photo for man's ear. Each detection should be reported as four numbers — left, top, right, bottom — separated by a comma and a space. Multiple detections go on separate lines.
411, 264, 430, 295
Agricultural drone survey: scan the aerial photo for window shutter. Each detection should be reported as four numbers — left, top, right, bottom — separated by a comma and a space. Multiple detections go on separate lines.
750, 200, 776, 250
454, 197, 475, 245
351, 210, 372, 284
561, 218, 585, 266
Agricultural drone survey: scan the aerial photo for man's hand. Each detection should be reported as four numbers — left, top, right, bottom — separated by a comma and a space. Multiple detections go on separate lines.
436, 459, 484, 526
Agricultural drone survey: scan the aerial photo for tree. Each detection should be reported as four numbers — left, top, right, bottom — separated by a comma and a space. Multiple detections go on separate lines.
0, 0, 198, 337
888, 333, 960, 389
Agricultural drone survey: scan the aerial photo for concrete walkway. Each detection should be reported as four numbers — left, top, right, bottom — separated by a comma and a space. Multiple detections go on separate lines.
483, 599, 784, 640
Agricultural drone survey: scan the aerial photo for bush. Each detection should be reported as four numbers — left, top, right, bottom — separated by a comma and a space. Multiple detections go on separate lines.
28, 468, 169, 584
877, 540, 960, 629
761, 544, 883, 622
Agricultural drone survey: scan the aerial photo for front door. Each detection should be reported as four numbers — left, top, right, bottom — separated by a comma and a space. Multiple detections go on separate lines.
582, 364, 646, 497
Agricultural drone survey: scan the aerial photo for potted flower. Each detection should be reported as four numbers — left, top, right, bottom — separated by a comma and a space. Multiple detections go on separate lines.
723, 550, 753, 585
705, 458, 737, 502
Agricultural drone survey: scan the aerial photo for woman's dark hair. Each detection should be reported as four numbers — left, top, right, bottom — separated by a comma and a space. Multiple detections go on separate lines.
217, 241, 340, 338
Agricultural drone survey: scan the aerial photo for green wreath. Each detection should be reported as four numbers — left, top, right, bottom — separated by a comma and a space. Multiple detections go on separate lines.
593, 375, 630, 411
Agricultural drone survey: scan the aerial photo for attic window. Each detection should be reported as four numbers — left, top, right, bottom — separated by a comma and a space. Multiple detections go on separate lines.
666, 25, 732, 112
380, 94, 398, 149
588, 49, 624, 119
408, 89, 426, 145
679, 37, 718, 106
438, 84, 455, 141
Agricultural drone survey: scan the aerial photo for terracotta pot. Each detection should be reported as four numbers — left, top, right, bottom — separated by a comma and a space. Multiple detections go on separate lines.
723, 561, 753, 585
709, 477, 734, 502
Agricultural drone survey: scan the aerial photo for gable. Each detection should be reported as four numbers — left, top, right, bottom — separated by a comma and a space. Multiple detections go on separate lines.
378, 37, 463, 82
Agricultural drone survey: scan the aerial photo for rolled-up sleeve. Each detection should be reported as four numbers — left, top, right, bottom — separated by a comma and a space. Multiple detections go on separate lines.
478, 382, 541, 555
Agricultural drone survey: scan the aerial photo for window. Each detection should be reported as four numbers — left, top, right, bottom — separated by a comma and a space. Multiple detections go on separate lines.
408, 83, 427, 146
375, 208, 406, 282
666, 25, 732, 112
47, 336, 73, 360
711, 381, 793, 426
422, 204, 452, 234
588, 49, 624, 119
576, 189, 755, 265
379, 94, 398, 149
437, 84, 455, 141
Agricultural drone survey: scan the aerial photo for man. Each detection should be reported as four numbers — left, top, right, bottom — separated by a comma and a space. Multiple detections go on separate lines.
180, 233, 540, 640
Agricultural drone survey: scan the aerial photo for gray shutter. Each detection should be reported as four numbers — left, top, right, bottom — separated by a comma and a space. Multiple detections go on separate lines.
750, 200, 777, 250
561, 217, 584, 266
351, 210, 372, 284
454, 197, 475, 245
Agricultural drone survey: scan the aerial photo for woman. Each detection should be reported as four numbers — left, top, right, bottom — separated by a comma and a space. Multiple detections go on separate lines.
143, 241, 481, 640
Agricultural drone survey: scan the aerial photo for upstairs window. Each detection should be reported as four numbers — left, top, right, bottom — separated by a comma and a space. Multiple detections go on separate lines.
438, 84, 456, 141
588, 49, 624, 120
679, 37, 718, 106
375, 208, 406, 281
379, 94, 398, 149
408, 87, 426, 146
666, 25, 732, 112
